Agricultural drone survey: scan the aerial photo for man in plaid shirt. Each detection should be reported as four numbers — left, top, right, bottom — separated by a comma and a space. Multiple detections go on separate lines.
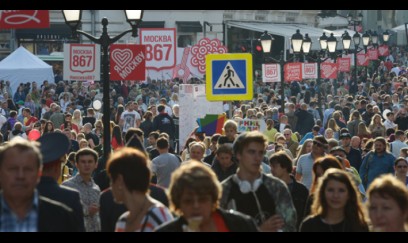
0, 138, 78, 232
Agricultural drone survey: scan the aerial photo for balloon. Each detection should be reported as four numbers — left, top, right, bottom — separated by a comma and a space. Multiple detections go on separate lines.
28, 129, 41, 141
93, 100, 102, 110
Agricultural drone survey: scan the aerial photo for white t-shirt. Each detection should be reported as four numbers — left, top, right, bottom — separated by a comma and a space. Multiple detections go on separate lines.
120, 110, 141, 132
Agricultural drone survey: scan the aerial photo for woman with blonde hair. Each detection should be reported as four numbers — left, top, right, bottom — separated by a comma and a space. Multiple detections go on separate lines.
324, 128, 334, 140
332, 111, 346, 129
327, 118, 340, 140
72, 109, 83, 130
218, 119, 238, 145
93, 119, 103, 138
294, 139, 313, 166
24, 93, 36, 116
368, 114, 386, 138
357, 122, 372, 140
168, 93, 179, 108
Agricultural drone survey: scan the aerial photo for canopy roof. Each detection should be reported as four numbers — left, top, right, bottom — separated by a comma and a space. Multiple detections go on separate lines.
226, 21, 360, 59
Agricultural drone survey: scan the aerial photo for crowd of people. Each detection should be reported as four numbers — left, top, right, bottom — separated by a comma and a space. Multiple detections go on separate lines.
1, 48, 408, 232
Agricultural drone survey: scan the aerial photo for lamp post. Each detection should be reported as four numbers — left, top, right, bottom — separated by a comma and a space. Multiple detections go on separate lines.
298, 31, 351, 113
347, 12, 363, 85
62, 10, 144, 161
259, 30, 303, 114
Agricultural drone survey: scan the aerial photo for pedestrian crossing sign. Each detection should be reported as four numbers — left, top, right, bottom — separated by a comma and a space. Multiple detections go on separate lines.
206, 53, 253, 101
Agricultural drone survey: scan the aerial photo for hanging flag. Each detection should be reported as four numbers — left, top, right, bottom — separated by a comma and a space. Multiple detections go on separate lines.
0, 10, 49, 29
196, 114, 226, 136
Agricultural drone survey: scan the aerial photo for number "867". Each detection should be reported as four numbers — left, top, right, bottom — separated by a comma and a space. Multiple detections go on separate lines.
145, 44, 172, 61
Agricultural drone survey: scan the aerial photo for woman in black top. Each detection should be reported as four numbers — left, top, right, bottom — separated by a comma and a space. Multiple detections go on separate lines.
300, 168, 368, 232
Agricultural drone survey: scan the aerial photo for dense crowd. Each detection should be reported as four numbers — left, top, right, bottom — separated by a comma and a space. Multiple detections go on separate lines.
1, 46, 408, 232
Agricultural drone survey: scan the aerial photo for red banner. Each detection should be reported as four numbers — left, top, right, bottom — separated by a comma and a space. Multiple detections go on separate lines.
357, 53, 369, 66
378, 45, 390, 57
284, 62, 302, 82
367, 49, 379, 60
0, 10, 49, 29
337, 57, 351, 72
110, 44, 146, 81
321, 62, 338, 79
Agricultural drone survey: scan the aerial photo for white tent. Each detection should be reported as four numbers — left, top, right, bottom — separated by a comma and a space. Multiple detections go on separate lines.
391, 24, 407, 45
0, 46, 54, 95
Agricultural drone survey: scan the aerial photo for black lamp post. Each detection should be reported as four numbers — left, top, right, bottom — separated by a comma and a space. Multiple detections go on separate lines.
62, 10, 144, 161
259, 30, 303, 115
347, 12, 363, 85
298, 32, 327, 115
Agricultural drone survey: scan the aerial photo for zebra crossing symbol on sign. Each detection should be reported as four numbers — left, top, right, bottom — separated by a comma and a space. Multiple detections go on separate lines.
214, 62, 245, 89
205, 53, 253, 101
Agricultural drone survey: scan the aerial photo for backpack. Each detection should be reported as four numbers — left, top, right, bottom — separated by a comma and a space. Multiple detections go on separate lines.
1, 119, 10, 141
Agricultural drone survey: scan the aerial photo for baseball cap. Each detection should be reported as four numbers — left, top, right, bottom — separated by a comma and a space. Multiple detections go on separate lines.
339, 133, 351, 139
330, 146, 346, 154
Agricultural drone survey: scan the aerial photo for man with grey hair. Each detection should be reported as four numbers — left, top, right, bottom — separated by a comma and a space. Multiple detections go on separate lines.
50, 105, 64, 129
83, 122, 99, 149
0, 137, 78, 231
350, 136, 361, 151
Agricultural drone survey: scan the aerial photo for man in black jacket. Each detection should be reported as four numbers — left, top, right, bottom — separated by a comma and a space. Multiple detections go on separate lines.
0, 138, 78, 232
269, 152, 309, 230
36, 132, 85, 232
152, 104, 175, 148
295, 103, 315, 137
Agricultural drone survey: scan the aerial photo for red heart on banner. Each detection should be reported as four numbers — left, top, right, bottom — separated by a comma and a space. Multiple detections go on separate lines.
322, 65, 337, 78
111, 49, 133, 69
357, 54, 368, 65
378, 45, 389, 56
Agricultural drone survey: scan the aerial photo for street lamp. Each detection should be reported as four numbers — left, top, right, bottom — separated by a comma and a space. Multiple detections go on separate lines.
383, 30, 390, 43
298, 31, 331, 115
347, 12, 364, 86
259, 30, 303, 114
62, 10, 144, 161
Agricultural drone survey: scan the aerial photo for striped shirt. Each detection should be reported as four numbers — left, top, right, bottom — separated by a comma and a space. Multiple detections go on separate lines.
115, 204, 173, 232
0, 190, 39, 232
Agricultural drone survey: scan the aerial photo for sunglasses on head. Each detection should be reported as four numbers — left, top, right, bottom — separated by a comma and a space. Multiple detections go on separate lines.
313, 141, 327, 149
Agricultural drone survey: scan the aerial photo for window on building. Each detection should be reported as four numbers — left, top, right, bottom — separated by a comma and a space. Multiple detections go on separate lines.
177, 35, 193, 48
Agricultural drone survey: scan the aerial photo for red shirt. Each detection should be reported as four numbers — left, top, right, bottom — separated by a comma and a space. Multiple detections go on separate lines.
212, 211, 229, 232
385, 61, 393, 72
45, 98, 54, 108
25, 116, 38, 135
60, 123, 79, 134
111, 136, 124, 150
25, 116, 38, 127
